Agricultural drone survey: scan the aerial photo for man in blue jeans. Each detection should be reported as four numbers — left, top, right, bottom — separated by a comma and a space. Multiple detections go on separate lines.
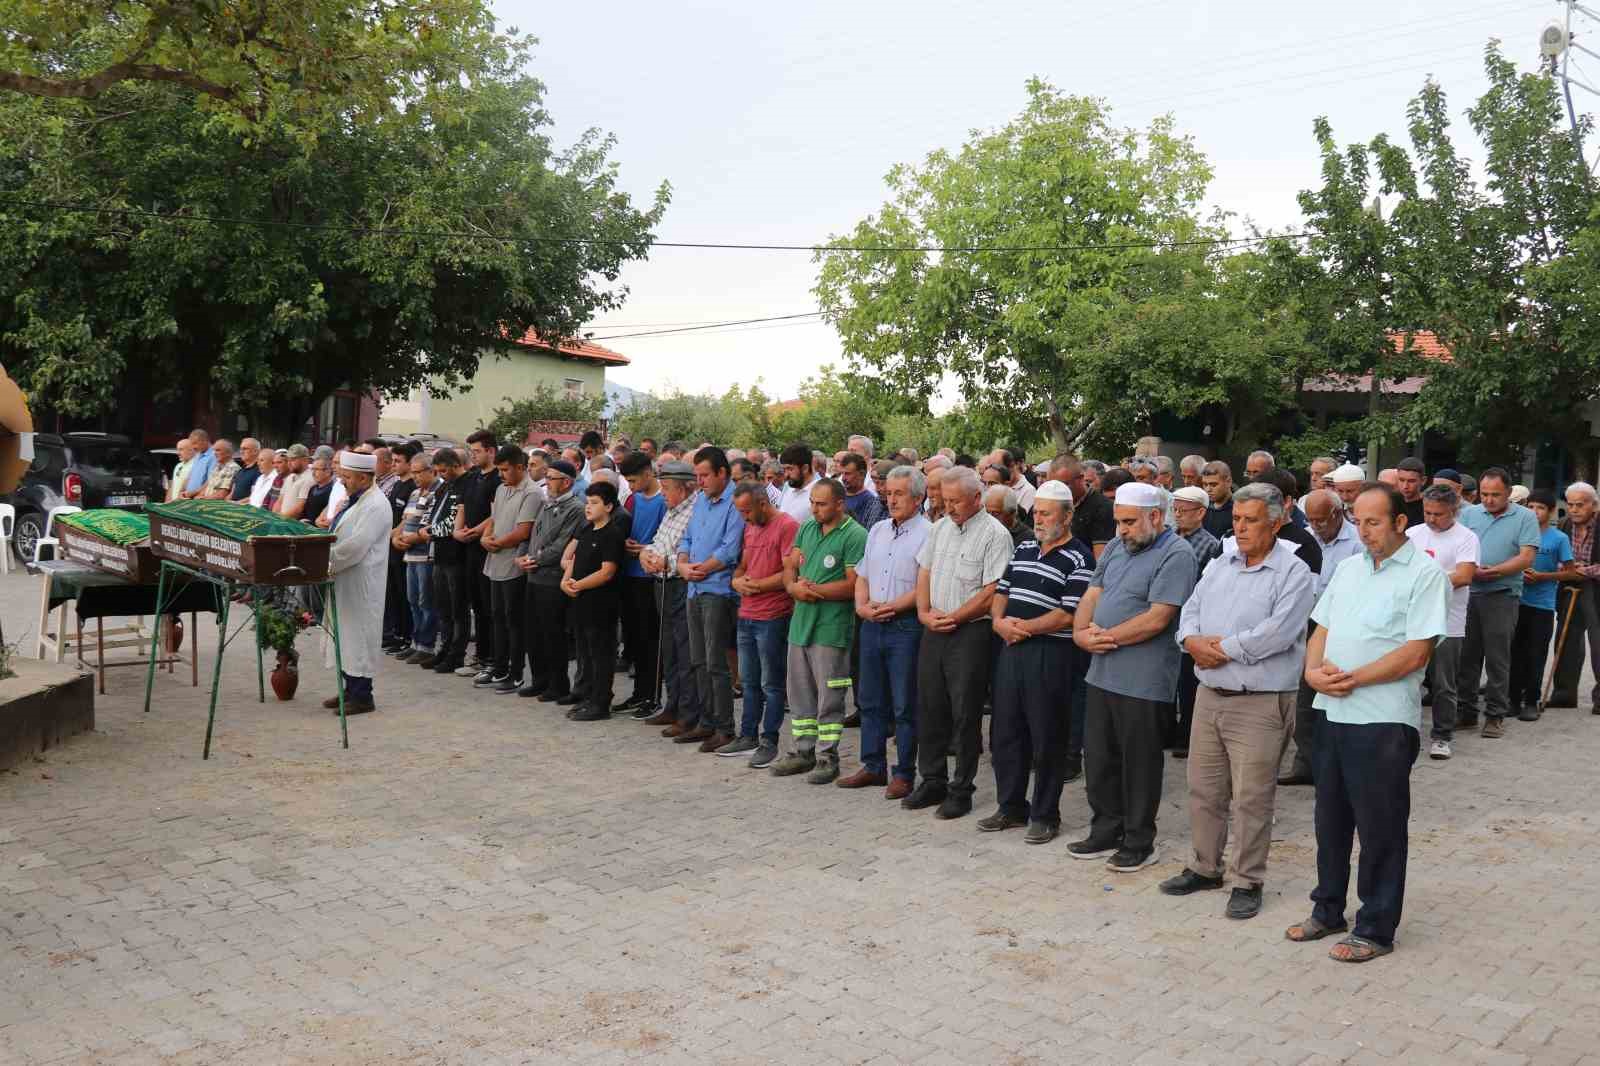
724, 481, 799, 766
840, 465, 930, 797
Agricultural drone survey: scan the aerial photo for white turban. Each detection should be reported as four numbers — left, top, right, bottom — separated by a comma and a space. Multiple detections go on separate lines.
1034, 480, 1073, 503
338, 450, 377, 472
1171, 486, 1209, 507
1115, 482, 1167, 509
1330, 464, 1366, 484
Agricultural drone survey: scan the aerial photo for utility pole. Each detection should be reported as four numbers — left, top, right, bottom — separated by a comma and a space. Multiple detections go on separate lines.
1544, 0, 1600, 174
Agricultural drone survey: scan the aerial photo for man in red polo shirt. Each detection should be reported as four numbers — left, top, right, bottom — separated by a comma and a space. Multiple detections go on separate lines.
722, 481, 799, 767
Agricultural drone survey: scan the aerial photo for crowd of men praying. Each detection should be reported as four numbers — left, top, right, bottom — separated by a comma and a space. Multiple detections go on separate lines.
165, 424, 1600, 963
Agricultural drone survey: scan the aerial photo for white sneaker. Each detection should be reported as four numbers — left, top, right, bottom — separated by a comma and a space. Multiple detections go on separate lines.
1429, 739, 1451, 760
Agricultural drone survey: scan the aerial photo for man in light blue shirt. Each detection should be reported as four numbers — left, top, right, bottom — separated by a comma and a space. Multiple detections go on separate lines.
181, 428, 216, 497
1456, 467, 1539, 737
1287, 483, 1449, 963
675, 446, 746, 750
1164, 483, 1316, 920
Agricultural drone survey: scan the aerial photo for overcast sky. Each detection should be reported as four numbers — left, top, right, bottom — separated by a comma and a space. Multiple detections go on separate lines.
496, 0, 1574, 401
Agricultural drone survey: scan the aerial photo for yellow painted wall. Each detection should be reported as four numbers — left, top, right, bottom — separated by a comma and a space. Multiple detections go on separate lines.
379, 347, 607, 440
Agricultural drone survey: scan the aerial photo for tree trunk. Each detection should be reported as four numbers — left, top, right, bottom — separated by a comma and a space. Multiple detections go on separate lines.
1044, 393, 1069, 453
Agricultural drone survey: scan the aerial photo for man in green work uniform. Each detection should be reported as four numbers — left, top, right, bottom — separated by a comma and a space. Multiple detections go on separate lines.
771, 478, 868, 784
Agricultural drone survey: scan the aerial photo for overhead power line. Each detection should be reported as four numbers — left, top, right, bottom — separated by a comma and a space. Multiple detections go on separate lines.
0, 196, 1307, 255
587, 312, 824, 341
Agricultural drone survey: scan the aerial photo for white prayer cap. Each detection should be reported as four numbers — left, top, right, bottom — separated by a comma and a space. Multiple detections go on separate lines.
1330, 464, 1366, 484
1115, 482, 1167, 509
338, 450, 377, 472
1510, 484, 1530, 504
1035, 480, 1073, 503
1171, 486, 1209, 507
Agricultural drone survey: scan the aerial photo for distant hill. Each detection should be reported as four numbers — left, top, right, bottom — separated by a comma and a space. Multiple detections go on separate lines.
603, 380, 651, 419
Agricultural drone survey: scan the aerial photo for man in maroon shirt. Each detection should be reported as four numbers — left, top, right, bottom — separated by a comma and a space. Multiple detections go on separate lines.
722, 481, 800, 766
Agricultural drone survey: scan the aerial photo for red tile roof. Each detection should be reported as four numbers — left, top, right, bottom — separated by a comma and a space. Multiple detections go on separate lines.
507, 329, 631, 367
1301, 330, 1451, 394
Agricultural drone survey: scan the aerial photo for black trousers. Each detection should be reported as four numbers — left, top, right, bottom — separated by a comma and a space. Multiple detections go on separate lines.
489, 575, 526, 679
916, 621, 992, 798
382, 551, 410, 644
467, 545, 492, 663
1509, 603, 1556, 708
1174, 653, 1199, 750
621, 577, 660, 703
1552, 580, 1600, 704
527, 581, 570, 698
432, 560, 472, 664
1289, 619, 1321, 777
1311, 721, 1420, 947
1084, 685, 1166, 853
990, 637, 1074, 825
658, 579, 693, 721
577, 610, 618, 713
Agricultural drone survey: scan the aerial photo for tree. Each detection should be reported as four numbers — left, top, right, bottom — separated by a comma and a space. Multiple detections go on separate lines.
485, 384, 604, 447
0, 0, 520, 144
0, 42, 669, 441
815, 78, 1215, 451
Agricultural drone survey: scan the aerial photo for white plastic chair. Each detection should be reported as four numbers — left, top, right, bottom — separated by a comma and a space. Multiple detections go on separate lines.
33, 504, 81, 564
0, 502, 13, 574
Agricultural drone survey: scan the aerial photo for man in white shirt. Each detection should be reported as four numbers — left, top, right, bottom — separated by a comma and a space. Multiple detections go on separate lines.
1304, 490, 1363, 594
1405, 483, 1479, 760
770, 442, 820, 524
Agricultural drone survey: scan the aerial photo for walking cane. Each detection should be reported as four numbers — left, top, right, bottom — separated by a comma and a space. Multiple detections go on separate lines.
1540, 584, 1583, 710
652, 574, 667, 709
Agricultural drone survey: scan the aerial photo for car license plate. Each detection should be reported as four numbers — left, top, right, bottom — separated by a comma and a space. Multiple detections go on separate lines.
108, 494, 146, 507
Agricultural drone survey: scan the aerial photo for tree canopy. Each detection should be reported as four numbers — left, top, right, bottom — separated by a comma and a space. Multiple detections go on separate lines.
0, 0, 519, 144
0, 25, 669, 441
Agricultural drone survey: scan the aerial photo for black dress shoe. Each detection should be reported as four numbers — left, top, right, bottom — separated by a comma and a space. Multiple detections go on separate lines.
415, 655, 439, 669
1159, 868, 1225, 896
555, 693, 585, 707
334, 700, 376, 716
934, 794, 972, 820
570, 706, 611, 721
900, 781, 947, 810
842, 711, 861, 728
432, 659, 463, 674
1277, 772, 1314, 786
1226, 885, 1263, 920
517, 684, 544, 699
1545, 692, 1576, 708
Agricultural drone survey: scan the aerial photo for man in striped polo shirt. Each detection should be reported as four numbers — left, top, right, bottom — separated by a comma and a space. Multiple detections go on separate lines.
978, 481, 1097, 845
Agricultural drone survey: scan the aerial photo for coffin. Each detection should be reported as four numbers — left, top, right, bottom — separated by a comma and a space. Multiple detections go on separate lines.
55, 510, 159, 583
145, 499, 334, 585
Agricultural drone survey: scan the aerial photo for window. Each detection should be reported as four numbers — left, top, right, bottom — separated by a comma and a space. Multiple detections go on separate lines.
563, 378, 585, 401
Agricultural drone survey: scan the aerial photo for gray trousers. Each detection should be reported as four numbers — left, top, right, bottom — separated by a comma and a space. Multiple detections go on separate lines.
1551, 580, 1600, 706
1428, 635, 1462, 740
1458, 590, 1519, 721
687, 592, 738, 735
786, 642, 851, 755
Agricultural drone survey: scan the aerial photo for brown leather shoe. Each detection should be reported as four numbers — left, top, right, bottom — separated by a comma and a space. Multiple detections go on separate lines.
884, 777, 913, 801
644, 710, 676, 727
697, 731, 731, 753
661, 722, 691, 738
836, 767, 887, 789
322, 695, 341, 709
673, 726, 713, 745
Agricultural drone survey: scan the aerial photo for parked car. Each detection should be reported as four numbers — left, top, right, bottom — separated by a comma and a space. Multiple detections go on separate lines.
7, 432, 164, 563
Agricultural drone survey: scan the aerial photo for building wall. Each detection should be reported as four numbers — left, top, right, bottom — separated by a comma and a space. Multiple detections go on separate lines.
379, 349, 607, 440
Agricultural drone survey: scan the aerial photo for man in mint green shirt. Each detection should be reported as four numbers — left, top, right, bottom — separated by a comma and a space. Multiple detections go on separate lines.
1287, 483, 1449, 964
770, 479, 868, 784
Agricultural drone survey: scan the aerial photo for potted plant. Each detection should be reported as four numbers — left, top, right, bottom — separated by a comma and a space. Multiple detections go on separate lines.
257, 602, 308, 700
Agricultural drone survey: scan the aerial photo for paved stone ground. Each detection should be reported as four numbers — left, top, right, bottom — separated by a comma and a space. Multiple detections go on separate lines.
3, 566, 1600, 1065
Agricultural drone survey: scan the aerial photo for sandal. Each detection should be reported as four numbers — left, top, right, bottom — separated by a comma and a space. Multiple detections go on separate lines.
1329, 935, 1392, 963
1284, 915, 1348, 942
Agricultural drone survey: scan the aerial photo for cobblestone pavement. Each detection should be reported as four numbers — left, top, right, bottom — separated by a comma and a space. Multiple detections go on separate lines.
2, 566, 1600, 1065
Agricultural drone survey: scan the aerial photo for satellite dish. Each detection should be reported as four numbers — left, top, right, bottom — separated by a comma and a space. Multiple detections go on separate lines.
1541, 22, 1570, 58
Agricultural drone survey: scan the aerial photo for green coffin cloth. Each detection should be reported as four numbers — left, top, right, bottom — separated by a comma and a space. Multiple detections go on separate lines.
146, 499, 333, 541
56, 508, 150, 546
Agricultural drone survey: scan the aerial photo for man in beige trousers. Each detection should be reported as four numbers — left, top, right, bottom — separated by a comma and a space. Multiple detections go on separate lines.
1161, 482, 1318, 920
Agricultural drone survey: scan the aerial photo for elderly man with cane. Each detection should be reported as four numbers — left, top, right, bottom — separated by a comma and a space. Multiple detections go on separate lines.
1547, 481, 1600, 712
1162, 482, 1315, 919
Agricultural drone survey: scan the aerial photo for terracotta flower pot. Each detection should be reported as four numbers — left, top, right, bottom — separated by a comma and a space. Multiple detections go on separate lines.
270, 650, 299, 701
161, 616, 183, 654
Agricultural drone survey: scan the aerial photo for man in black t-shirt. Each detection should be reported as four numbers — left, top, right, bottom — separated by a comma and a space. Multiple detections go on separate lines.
453, 430, 501, 676
1396, 457, 1427, 530
1045, 454, 1115, 560
562, 481, 628, 720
